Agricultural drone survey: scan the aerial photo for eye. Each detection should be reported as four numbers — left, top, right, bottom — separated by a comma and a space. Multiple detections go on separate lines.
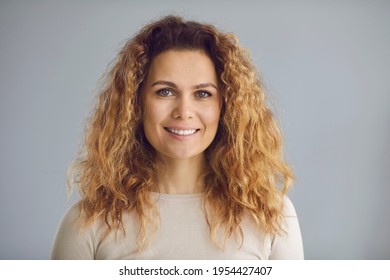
195, 91, 211, 98
156, 88, 174, 97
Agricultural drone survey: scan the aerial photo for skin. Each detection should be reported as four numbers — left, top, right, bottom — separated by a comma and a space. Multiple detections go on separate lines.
142, 49, 221, 194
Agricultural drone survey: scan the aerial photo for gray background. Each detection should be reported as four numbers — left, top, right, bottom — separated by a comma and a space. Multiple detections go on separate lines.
1, 0, 389, 259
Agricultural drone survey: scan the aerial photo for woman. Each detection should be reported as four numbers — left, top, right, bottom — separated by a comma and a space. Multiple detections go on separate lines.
51, 15, 304, 259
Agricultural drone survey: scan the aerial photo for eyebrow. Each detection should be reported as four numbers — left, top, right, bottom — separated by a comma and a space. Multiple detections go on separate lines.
151, 80, 218, 90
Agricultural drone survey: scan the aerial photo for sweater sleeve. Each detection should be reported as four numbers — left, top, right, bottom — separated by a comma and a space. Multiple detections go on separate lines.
269, 197, 304, 260
50, 203, 95, 260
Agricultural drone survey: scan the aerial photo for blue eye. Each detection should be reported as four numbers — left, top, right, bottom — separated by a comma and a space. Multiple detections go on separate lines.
156, 88, 174, 97
196, 91, 211, 98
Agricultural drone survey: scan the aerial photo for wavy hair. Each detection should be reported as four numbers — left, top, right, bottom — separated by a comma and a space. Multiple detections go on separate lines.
69, 15, 294, 249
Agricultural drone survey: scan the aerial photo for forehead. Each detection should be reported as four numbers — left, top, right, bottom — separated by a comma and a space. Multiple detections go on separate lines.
146, 49, 218, 85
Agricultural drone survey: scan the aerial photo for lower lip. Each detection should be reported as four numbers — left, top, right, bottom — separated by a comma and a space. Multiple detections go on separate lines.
165, 129, 199, 140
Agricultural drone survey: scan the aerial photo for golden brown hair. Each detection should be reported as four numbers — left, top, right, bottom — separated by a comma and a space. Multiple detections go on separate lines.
69, 15, 293, 249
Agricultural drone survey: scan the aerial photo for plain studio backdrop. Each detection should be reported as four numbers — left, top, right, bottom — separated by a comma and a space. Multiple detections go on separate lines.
1, 0, 389, 260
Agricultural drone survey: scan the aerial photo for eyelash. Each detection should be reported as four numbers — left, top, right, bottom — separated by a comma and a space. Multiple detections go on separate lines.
155, 88, 212, 98
156, 88, 174, 97
195, 91, 212, 98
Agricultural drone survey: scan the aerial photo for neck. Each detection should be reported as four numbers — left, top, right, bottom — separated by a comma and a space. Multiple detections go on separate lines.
155, 154, 206, 194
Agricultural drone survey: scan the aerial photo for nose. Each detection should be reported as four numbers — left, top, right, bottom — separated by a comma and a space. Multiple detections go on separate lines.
172, 95, 194, 119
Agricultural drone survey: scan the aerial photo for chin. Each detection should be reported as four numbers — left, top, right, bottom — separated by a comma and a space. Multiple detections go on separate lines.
162, 150, 204, 161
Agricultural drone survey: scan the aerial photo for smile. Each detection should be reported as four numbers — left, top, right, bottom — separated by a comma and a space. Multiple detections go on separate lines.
165, 128, 199, 136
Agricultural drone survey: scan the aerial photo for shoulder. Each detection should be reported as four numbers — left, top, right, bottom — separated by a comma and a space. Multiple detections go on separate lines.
268, 196, 304, 259
282, 196, 298, 217
59, 202, 82, 226
51, 201, 96, 259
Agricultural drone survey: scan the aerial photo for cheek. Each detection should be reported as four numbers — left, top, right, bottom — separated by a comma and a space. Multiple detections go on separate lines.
204, 103, 221, 128
143, 101, 163, 126
142, 101, 157, 139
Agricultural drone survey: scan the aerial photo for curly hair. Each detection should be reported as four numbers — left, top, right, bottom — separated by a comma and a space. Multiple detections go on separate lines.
69, 15, 294, 250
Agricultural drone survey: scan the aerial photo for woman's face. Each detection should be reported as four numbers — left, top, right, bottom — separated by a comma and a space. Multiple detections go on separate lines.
142, 49, 221, 161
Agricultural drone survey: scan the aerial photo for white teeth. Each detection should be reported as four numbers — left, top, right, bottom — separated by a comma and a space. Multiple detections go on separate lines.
166, 128, 197, 136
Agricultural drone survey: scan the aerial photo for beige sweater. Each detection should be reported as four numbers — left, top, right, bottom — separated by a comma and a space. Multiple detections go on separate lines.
51, 193, 304, 259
